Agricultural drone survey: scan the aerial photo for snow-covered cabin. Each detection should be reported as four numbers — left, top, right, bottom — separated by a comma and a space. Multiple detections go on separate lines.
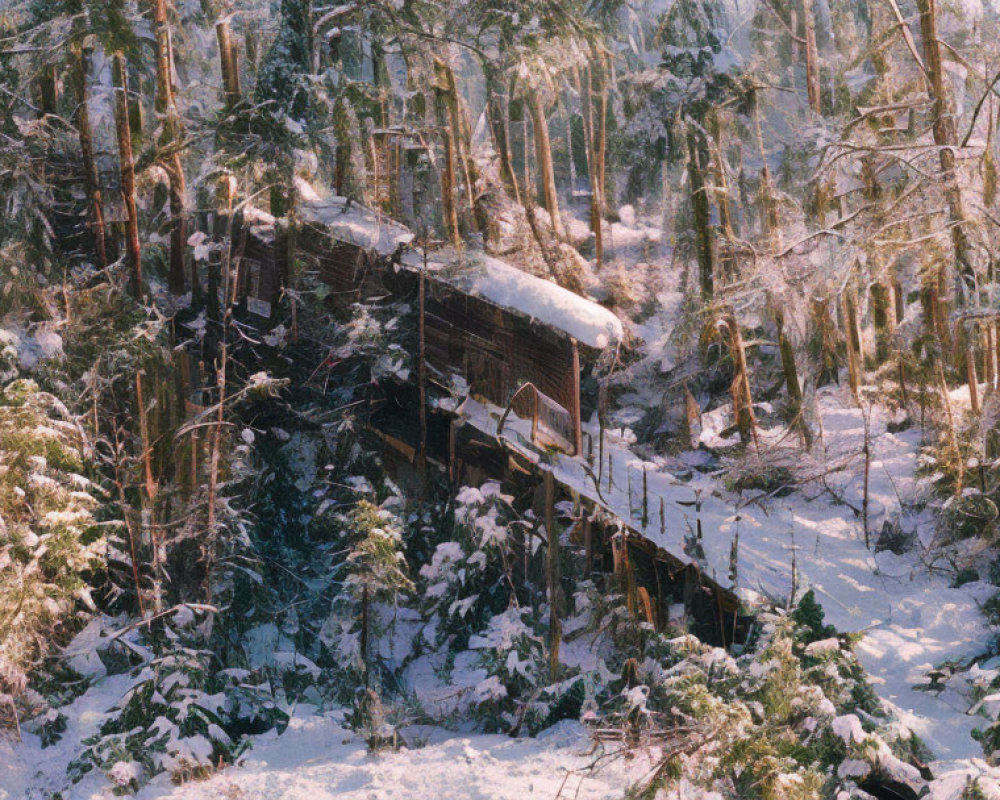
236, 195, 624, 455
398, 248, 623, 454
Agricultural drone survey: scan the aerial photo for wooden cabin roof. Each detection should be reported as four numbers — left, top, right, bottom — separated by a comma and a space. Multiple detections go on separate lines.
253, 180, 625, 351
399, 249, 625, 351
295, 179, 415, 256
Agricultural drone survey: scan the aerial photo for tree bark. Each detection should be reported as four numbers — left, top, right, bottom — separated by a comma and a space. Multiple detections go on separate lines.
722, 313, 758, 448
434, 65, 461, 246
529, 89, 565, 240
917, 0, 974, 331
870, 280, 892, 365
583, 56, 607, 267
775, 307, 812, 449
843, 289, 862, 401
72, 46, 108, 271
483, 63, 520, 204
216, 19, 242, 107
113, 54, 142, 298
802, 0, 821, 113
438, 58, 479, 236
688, 128, 715, 300
150, 0, 188, 295
967, 323, 980, 414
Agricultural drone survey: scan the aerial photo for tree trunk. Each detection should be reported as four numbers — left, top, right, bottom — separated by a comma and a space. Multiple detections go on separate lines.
113, 54, 142, 298
722, 313, 758, 448
843, 289, 862, 401
802, 0, 821, 113
986, 323, 996, 387
967, 327, 980, 414
333, 95, 353, 197
583, 56, 607, 267
216, 19, 241, 107
688, 128, 715, 300
150, 0, 188, 295
870, 280, 892, 365
438, 58, 480, 236
775, 307, 812, 449
417, 259, 427, 473
483, 63, 520, 204
72, 46, 108, 270
754, 102, 781, 249
709, 111, 735, 284
529, 90, 565, 240
434, 67, 461, 246
918, 0, 974, 366
810, 298, 839, 386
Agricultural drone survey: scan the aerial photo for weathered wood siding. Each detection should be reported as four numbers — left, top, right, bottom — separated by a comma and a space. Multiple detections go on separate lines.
236, 219, 584, 451
423, 281, 578, 425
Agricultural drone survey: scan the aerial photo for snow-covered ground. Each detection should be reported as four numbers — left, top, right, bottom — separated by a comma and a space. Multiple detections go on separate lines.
1, 697, 636, 800
458, 379, 998, 767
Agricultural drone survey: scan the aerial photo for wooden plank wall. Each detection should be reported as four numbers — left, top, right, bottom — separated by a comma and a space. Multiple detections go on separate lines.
236, 220, 583, 449
422, 281, 578, 425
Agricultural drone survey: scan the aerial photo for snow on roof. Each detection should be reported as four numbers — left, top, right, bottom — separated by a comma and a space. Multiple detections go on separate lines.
295, 178, 414, 256
268, 178, 623, 349
401, 249, 624, 350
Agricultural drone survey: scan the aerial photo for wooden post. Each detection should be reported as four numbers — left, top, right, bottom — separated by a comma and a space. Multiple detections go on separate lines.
637, 586, 655, 626
113, 53, 142, 298
571, 339, 582, 456
417, 247, 428, 471
627, 468, 633, 515
544, 469, 561, 681
642, 467, 649, 529
598, 423, 605, 487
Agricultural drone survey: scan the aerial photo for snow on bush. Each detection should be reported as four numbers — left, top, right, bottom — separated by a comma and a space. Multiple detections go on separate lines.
0, 379, 103, 714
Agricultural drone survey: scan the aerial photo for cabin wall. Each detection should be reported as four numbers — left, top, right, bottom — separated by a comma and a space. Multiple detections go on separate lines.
296, 225, 384, 302
422, 282, 579, 433
237, 220, 587, 450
